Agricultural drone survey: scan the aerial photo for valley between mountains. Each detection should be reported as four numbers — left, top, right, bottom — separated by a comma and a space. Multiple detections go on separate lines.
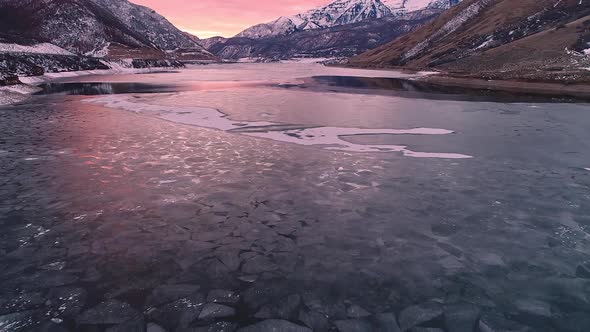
1, 0, 590, 92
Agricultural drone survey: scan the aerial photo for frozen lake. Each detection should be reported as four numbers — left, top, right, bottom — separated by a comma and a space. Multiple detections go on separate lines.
1, 63, 590, 331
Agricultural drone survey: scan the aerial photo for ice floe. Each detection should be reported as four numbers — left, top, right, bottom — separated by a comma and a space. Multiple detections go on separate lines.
87, 95, 275, 131
243, 126, 472, 158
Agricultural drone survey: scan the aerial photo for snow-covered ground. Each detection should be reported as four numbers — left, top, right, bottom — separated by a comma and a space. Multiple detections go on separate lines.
0, 42, 74, 56
0, 84, 42, 105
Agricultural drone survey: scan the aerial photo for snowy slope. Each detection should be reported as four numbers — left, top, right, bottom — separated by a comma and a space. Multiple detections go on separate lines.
402, 0, 493, 60
0, 42, 74, 56
236, 0, 460, 39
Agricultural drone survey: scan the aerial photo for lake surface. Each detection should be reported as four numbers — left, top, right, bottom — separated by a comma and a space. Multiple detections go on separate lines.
1, 63, 590, 332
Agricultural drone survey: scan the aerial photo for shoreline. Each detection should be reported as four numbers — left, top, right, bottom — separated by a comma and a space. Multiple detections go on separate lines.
417, 75, 590, 99
0, 61, 432, 106
339, 63, 590, 99
5, 62, 590, 107
0, 66, 186, 106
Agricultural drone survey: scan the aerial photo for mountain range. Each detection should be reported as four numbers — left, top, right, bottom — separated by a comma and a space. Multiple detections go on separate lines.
202, 0, 461, 60
3, 0, 587, 86
0, 0, 461, 63
208, 9, 442, 60
235, 0, 459, 39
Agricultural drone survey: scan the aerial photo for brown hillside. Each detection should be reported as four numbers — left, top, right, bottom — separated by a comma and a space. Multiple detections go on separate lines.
441, 15, 590, 81
350, 0, 590, 80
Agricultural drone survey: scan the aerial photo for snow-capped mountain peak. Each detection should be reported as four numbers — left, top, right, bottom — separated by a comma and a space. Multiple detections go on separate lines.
236, 0, 393, 39
236, 0, 460, 39
303, 0, 392, 27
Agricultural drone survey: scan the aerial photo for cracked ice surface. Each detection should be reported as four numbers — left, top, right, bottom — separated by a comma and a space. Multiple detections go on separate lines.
3, 63, 590, 331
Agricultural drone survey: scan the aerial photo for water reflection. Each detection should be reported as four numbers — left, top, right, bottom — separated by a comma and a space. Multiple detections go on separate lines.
35, 82, 183, 95
35, 81, 273, 96
35, 77, 590, 104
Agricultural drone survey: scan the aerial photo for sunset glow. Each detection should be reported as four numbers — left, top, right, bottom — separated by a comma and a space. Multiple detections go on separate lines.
130, 0, 329, 38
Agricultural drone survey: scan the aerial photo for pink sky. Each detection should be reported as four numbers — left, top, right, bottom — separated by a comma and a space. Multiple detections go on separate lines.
131, 0, 329, 39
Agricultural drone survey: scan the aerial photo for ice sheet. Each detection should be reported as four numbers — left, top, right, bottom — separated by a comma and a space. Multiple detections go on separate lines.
87, 94, 473, 159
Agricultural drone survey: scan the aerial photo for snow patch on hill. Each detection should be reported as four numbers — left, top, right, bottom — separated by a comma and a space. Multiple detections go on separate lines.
85, 43, 111, 58
0, 43, 74, 56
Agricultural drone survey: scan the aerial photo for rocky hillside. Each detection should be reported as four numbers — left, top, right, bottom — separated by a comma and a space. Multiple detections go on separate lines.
0, 0, 212, 59
350, 0, 590, 82
205, 9, 442, 60
0, 0, 215, 85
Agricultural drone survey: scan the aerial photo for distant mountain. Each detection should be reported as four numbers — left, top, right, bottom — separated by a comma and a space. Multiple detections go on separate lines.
350, 0, 590, 82
236, 0, 392, 39
236, 0, 459, 39
205, 9, 441, 60
198, 36, 229, 50
203, 0, 460, 60
0, 0, 213, 59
